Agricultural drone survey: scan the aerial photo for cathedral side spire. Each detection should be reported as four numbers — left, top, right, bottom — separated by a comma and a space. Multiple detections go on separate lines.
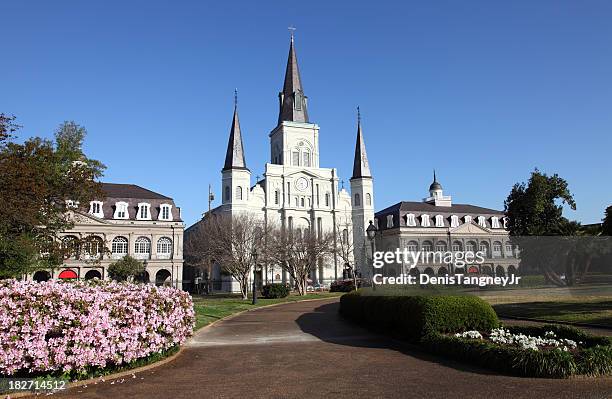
223, 90, 248, 171
351, 107, 372, 180
278, 32, 309, 124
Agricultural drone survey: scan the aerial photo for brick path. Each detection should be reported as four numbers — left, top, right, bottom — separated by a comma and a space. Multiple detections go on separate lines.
54, 298, 612, 399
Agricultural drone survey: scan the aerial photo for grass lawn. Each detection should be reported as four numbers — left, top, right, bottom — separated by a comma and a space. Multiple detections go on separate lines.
192, 292, 342, 330
492, 300, 612, 327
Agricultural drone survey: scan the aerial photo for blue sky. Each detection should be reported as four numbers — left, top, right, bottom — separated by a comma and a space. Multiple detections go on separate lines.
2, 1, 611, 226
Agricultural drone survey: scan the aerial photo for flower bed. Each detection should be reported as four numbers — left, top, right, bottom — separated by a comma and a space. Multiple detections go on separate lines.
426, 324, 612, 378
0, 279, 195, 377
455, 328, 580, 351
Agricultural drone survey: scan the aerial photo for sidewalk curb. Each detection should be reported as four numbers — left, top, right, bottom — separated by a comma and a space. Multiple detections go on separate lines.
7, 347, 184, 399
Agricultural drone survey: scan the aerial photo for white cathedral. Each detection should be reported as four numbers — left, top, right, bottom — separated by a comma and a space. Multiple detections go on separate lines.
208, 35, 374, 290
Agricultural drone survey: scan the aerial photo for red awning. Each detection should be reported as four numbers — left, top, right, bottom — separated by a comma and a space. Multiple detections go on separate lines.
58, 269, 78, 279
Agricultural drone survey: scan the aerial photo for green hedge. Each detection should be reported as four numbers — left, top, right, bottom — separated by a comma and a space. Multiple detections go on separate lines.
339, 291, 612, 378
261, 283, 290, 299
339, 291, 499, 342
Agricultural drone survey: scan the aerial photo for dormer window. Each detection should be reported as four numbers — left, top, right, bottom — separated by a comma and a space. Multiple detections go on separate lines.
503, 217, 508, 229
66, 200, 79, 209
113, 201, 129, 219
491, 216, 500, 229
159, 204, 173, 221
421, 214, 430, 227
464, 215, 472, 224
450, 215, 459, 228
89, 201, 104, 218
477, 216, 486, 227
406, 213, 416, 227
386, 215, 394, 228
137, 203, 151, 220
435, 215, 444, 227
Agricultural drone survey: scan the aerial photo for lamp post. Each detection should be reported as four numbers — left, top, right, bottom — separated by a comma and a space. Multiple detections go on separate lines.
251, 249, 259, 305
366, 221, 377, 291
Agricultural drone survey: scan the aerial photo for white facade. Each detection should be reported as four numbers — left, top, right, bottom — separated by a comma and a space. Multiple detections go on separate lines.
212, 38, 373, 290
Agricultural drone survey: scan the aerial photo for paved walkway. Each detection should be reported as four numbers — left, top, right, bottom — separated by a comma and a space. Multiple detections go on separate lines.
56, 298, 612, 399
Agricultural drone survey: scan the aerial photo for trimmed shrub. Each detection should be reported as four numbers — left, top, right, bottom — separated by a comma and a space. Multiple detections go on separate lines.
262, 283, 290, 299
340, 291, 499, 342
340, 292, 612, 378
0, 279, 195, 377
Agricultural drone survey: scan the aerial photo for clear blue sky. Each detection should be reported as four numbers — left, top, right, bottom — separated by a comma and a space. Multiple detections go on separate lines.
2, 1, 611, 226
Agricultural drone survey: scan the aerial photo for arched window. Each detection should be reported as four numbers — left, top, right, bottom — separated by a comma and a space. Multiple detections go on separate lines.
450, 215, 459, 228
366, 193, 372, 206
354, 193, 361, 206
83, 236, 103, 259
435, 215, 444, 227
62, 235, 79, 259
479, 242, 490, 257
435, 241, 447, 252
292, 151, 300, 166
407, 241, 418, 252
159, 204, 172, 221
421, 214, 430, 227
464, 215, 472, 224
224, 186, 230, 201
406, 213, 416, 226
422, 241, 433, 252
493, 241, 502, 257
111, 236, 128, 259
477, 216, 486, 227
452, 241, 462, 252
235, 186, 243, 200
466, 241, 476, 252
303, 149, 311, 167
491, 217, 501, 229
134, 237, 151, 259
157, 237, 172, 259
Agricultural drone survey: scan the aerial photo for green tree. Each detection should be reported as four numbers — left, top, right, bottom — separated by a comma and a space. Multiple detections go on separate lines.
504, 169, 593, 286
0, 118, 106, 278
603, 206, 612, 236
504, 169, 577, 237
107, 256, 145, 282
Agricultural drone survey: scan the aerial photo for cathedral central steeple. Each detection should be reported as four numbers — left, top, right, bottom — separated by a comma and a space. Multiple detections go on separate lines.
278, 35, 309, 124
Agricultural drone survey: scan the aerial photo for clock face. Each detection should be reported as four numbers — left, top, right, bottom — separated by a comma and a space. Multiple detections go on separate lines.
295, 177, 309, 192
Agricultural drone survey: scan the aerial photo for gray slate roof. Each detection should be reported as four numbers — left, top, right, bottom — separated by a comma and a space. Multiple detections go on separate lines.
94, 183, 181, 222
351, 114, 372, 179
223, 105, 248, 171
278, 37, 309, 124
375, 201, 504, 230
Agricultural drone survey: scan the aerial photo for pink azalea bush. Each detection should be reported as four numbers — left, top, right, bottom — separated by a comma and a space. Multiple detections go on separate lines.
0, 279, 195, 376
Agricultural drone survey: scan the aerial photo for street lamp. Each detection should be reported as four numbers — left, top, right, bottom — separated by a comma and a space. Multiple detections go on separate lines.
251, 249, 259, 305
366, 221, 377, 291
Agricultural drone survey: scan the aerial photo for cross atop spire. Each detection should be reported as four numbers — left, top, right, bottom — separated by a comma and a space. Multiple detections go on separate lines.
288, 25, 296, 42
278, 33, 309, 125
223, 91, 248, 171
351, 107, 372, 180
